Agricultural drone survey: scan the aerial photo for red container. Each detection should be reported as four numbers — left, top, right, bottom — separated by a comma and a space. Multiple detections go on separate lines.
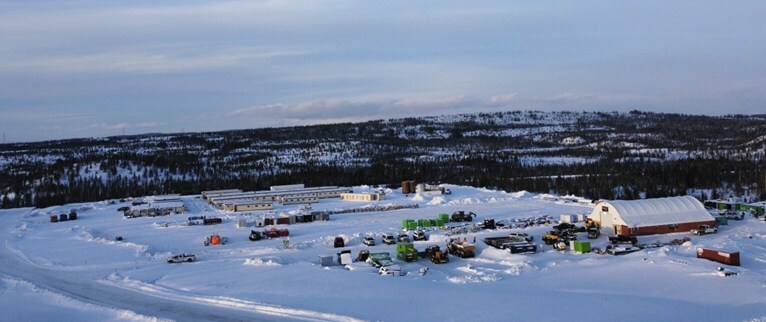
697, 248, 740, 266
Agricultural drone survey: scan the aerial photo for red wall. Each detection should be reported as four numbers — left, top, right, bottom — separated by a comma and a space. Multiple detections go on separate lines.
618, 220, 716, 236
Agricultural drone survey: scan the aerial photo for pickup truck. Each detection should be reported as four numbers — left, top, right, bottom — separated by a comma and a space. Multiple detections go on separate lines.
381, 233, 396, 245
167, 254, 196, 263
724, 211, 744, 220
508, 232, 533, 242
691, 225, 717, 235
363, 235, 376, 246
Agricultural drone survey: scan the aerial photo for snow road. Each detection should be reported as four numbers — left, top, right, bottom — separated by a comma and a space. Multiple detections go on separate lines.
0, 210, 361, 322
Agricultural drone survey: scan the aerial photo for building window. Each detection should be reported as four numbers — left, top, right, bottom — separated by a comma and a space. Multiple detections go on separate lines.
602, 206, 609, 212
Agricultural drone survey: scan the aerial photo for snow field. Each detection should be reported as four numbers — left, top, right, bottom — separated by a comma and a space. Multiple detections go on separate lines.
1, 185, 765, 321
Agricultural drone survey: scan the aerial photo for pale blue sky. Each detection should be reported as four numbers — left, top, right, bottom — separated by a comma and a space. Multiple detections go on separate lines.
1, 1, 764, 142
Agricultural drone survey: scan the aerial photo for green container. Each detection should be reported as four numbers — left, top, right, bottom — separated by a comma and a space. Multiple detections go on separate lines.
418, 219, 431, 227
439, 213, 450, 222
408, 221, 418, 229
434, 218, 444, 226
573, 241, 591, 253
397, 243, 414, 252
403, 219, 416, 229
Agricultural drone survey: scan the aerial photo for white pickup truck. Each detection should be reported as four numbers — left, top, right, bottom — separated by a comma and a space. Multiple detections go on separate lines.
690, 225, 717, 235
167, 254, 196, 263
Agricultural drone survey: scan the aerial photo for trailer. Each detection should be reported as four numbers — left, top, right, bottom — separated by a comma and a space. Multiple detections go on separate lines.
483, 236, 537, 254
366, 252, 393, 268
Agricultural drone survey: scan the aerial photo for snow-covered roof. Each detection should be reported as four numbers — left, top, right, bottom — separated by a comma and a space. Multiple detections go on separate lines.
607, 196, 713, 227
223, 199, 273, 206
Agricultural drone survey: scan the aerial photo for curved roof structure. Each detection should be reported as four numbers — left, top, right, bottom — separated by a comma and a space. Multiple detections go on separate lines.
607, 195, 712, 227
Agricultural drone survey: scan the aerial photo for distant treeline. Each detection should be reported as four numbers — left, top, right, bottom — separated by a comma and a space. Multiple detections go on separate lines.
1, 110, 764, 208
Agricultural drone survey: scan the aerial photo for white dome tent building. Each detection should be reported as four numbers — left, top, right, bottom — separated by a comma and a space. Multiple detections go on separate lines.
587, 195, 715, 236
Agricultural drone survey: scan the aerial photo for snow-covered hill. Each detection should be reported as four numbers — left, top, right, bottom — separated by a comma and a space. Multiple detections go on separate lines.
1, 185, 765, 321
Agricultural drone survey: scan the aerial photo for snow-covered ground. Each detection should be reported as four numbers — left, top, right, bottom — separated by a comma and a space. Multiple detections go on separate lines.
1, 185, 765, 321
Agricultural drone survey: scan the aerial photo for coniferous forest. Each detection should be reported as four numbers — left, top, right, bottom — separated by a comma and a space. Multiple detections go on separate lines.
1, 110, 764, 208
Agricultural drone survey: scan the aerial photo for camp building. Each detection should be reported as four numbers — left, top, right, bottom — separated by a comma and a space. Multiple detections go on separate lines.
587, 196, 715, 236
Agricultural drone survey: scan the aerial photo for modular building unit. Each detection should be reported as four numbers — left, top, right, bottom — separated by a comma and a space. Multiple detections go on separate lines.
280, 195, 319, 205
201, 189, 243, 200
221, 199, 274, 212
270, 184, 306, 191
697, 248, 740, 266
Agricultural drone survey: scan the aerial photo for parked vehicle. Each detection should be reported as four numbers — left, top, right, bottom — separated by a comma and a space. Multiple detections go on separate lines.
508, 232, 533, 242
334, 236, 345, 248
381, 233, 396, 245
428, 246, 449, 264
363, 235, 376, 246
249, 230, 262, 241
691, 225, 718, 235
447, 240, 476, 258
724, 211, 744, 220
357, 249, 370, 262
413, 229, 427, 241
397, 233, 410, 243
587, 227, 601, 239
379, 264, 405, 276
451, 211, 476, 222
543, 230, 576, 245
167, 254, 196, 263
262, 228, 290, 238
608, 234, 638, 245
479, 218, 496, 230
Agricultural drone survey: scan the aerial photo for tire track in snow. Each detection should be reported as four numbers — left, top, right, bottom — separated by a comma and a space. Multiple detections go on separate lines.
101, 274, 365, 322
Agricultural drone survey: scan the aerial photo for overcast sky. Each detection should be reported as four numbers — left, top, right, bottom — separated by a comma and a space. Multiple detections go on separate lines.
1, 1, 764, 142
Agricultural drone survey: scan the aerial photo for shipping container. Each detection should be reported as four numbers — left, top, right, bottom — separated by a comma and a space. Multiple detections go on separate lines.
573, 241, 591, 253
50, 215, 58, 223
697, 248, 740, 266
59, 214, 68, 221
